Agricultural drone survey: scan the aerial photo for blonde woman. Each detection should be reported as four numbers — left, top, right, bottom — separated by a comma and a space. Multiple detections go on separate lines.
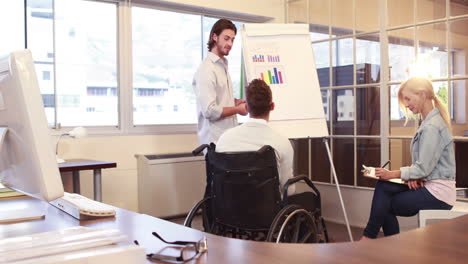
362, 77, 456, 239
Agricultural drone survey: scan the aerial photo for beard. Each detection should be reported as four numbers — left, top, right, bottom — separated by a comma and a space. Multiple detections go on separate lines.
215, 42, 231, 56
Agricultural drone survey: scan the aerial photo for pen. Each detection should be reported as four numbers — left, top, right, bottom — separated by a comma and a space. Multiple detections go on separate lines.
381, 160, 390, 168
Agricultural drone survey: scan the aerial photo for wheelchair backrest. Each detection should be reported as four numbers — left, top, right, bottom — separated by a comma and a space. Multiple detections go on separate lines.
205, 145, 282, 230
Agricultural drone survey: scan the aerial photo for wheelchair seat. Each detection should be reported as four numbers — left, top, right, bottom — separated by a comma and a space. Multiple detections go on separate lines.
184, 143, 328, 243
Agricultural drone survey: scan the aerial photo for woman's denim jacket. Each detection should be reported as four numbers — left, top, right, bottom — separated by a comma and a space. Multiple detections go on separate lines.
400, 108, 456, 181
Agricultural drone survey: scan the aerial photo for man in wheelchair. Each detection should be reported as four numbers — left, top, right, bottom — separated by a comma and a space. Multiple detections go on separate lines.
185, 79, 328, 243
217, 79, 295, 195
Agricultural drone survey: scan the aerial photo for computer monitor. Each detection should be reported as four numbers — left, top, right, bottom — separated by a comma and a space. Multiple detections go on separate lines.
0, 50, 64, 208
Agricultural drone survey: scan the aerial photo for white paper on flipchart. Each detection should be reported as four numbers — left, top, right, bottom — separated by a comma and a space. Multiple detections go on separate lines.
242, 24, 329, 139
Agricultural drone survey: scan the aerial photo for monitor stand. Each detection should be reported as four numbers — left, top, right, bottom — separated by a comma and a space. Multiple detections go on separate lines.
0, 127, 45, 224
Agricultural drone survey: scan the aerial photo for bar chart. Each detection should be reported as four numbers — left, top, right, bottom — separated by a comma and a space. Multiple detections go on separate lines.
256, 66, 286, 85
251, 54, 281, 63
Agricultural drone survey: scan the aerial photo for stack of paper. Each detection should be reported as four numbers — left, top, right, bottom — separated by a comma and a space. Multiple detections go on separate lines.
0, 183, 25, 199
0, 227, 145, 264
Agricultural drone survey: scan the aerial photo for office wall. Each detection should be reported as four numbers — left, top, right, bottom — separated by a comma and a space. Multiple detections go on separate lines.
162, 0, 285, 22
56, 0, 285, 212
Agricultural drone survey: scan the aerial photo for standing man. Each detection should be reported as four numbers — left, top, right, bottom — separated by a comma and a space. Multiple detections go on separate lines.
193, 19, 248, 145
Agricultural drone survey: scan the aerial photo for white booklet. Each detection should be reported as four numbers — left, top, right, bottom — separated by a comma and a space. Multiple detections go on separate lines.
0, 227, 130, 263
361, 165, 404, 184
10, 245, 145, 264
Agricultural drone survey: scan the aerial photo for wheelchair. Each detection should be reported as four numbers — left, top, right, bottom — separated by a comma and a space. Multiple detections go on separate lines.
184, 143, 329, 243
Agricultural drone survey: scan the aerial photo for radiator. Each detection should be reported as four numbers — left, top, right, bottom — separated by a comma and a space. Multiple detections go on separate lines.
136, 153, 205, 218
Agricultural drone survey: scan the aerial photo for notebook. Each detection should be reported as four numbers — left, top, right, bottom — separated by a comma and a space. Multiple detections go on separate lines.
361, 165, 404, 184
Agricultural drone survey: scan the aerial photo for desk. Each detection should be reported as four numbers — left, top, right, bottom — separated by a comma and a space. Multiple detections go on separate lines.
1, 197, 468, 263
58, 159, 117, 202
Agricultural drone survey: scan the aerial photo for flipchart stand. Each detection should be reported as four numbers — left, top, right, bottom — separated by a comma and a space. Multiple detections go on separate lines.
323, 137, 353, 241
304, 137, 353, 242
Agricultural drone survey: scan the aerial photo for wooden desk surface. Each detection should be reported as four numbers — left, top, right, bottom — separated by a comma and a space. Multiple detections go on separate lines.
1, 197, 467, 263
58, 159, 117, 172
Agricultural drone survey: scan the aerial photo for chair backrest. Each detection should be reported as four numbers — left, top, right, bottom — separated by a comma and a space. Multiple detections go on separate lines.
205, 144, 282, 230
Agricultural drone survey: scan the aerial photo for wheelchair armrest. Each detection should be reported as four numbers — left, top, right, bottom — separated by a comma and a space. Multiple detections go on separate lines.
192, 144, 209, 156
282, 174, 321, 202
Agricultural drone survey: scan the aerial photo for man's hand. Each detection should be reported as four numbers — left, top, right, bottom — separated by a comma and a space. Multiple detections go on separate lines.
235, 98, 246, 106
404, 179, 424, 190
237, 103, 248, 116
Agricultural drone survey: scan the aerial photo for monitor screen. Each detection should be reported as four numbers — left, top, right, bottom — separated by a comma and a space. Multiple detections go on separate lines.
0, 49, 64, 202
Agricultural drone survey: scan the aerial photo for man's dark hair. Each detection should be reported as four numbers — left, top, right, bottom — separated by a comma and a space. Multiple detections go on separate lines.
246, 79, 272, 117
207, 19, 237, 51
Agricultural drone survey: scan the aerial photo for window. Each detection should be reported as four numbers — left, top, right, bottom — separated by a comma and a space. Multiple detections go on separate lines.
87, 87, 116, 96
42, 94, 55, 108
132, 7, 201, 125
27, 0, 118, 127
356, 34, 380, 84
4, 0, 261, 131
290, 0, 468, 189
388, 28, 415, 82
42, 71, 51, 81
132, 8, 245, 126
0, 1, 24, 56
136, 88, 166, 97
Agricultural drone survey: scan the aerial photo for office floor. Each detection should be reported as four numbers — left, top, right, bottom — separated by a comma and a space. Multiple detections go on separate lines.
168, 215, 381, 242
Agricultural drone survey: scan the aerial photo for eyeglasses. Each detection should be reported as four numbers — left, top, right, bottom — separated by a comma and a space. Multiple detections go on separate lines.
134, 231, 208, 263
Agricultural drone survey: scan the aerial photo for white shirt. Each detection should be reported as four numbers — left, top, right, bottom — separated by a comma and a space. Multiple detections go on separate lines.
425, 179, 456, 206
216, 118, 295, 195
192, 52, 237, 145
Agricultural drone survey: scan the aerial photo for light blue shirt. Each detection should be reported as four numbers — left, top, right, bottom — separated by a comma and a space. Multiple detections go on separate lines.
192, 52, 237, 145
400, 108, 456, 182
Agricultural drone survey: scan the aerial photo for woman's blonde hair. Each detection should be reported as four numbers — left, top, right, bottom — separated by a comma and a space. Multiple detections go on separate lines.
397, 77, 451, 130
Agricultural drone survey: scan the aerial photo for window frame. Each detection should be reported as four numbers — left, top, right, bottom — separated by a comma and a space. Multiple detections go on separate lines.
26, 0, 271, 136
292, 0, 468, 189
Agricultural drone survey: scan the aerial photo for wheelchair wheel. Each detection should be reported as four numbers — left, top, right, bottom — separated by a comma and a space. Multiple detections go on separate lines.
266, 204, 318, 243
315, 213, 330, 243
184, 197, 212, 231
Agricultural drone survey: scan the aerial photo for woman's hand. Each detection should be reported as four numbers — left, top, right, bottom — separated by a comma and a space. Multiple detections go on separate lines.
375, 168, 392, 180
405, 179, 424, 190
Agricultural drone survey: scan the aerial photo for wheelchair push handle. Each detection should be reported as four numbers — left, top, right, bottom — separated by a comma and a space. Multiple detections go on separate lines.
192, 144, 209, 156
283, 175, 321, 201
257, 145, 273, 154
